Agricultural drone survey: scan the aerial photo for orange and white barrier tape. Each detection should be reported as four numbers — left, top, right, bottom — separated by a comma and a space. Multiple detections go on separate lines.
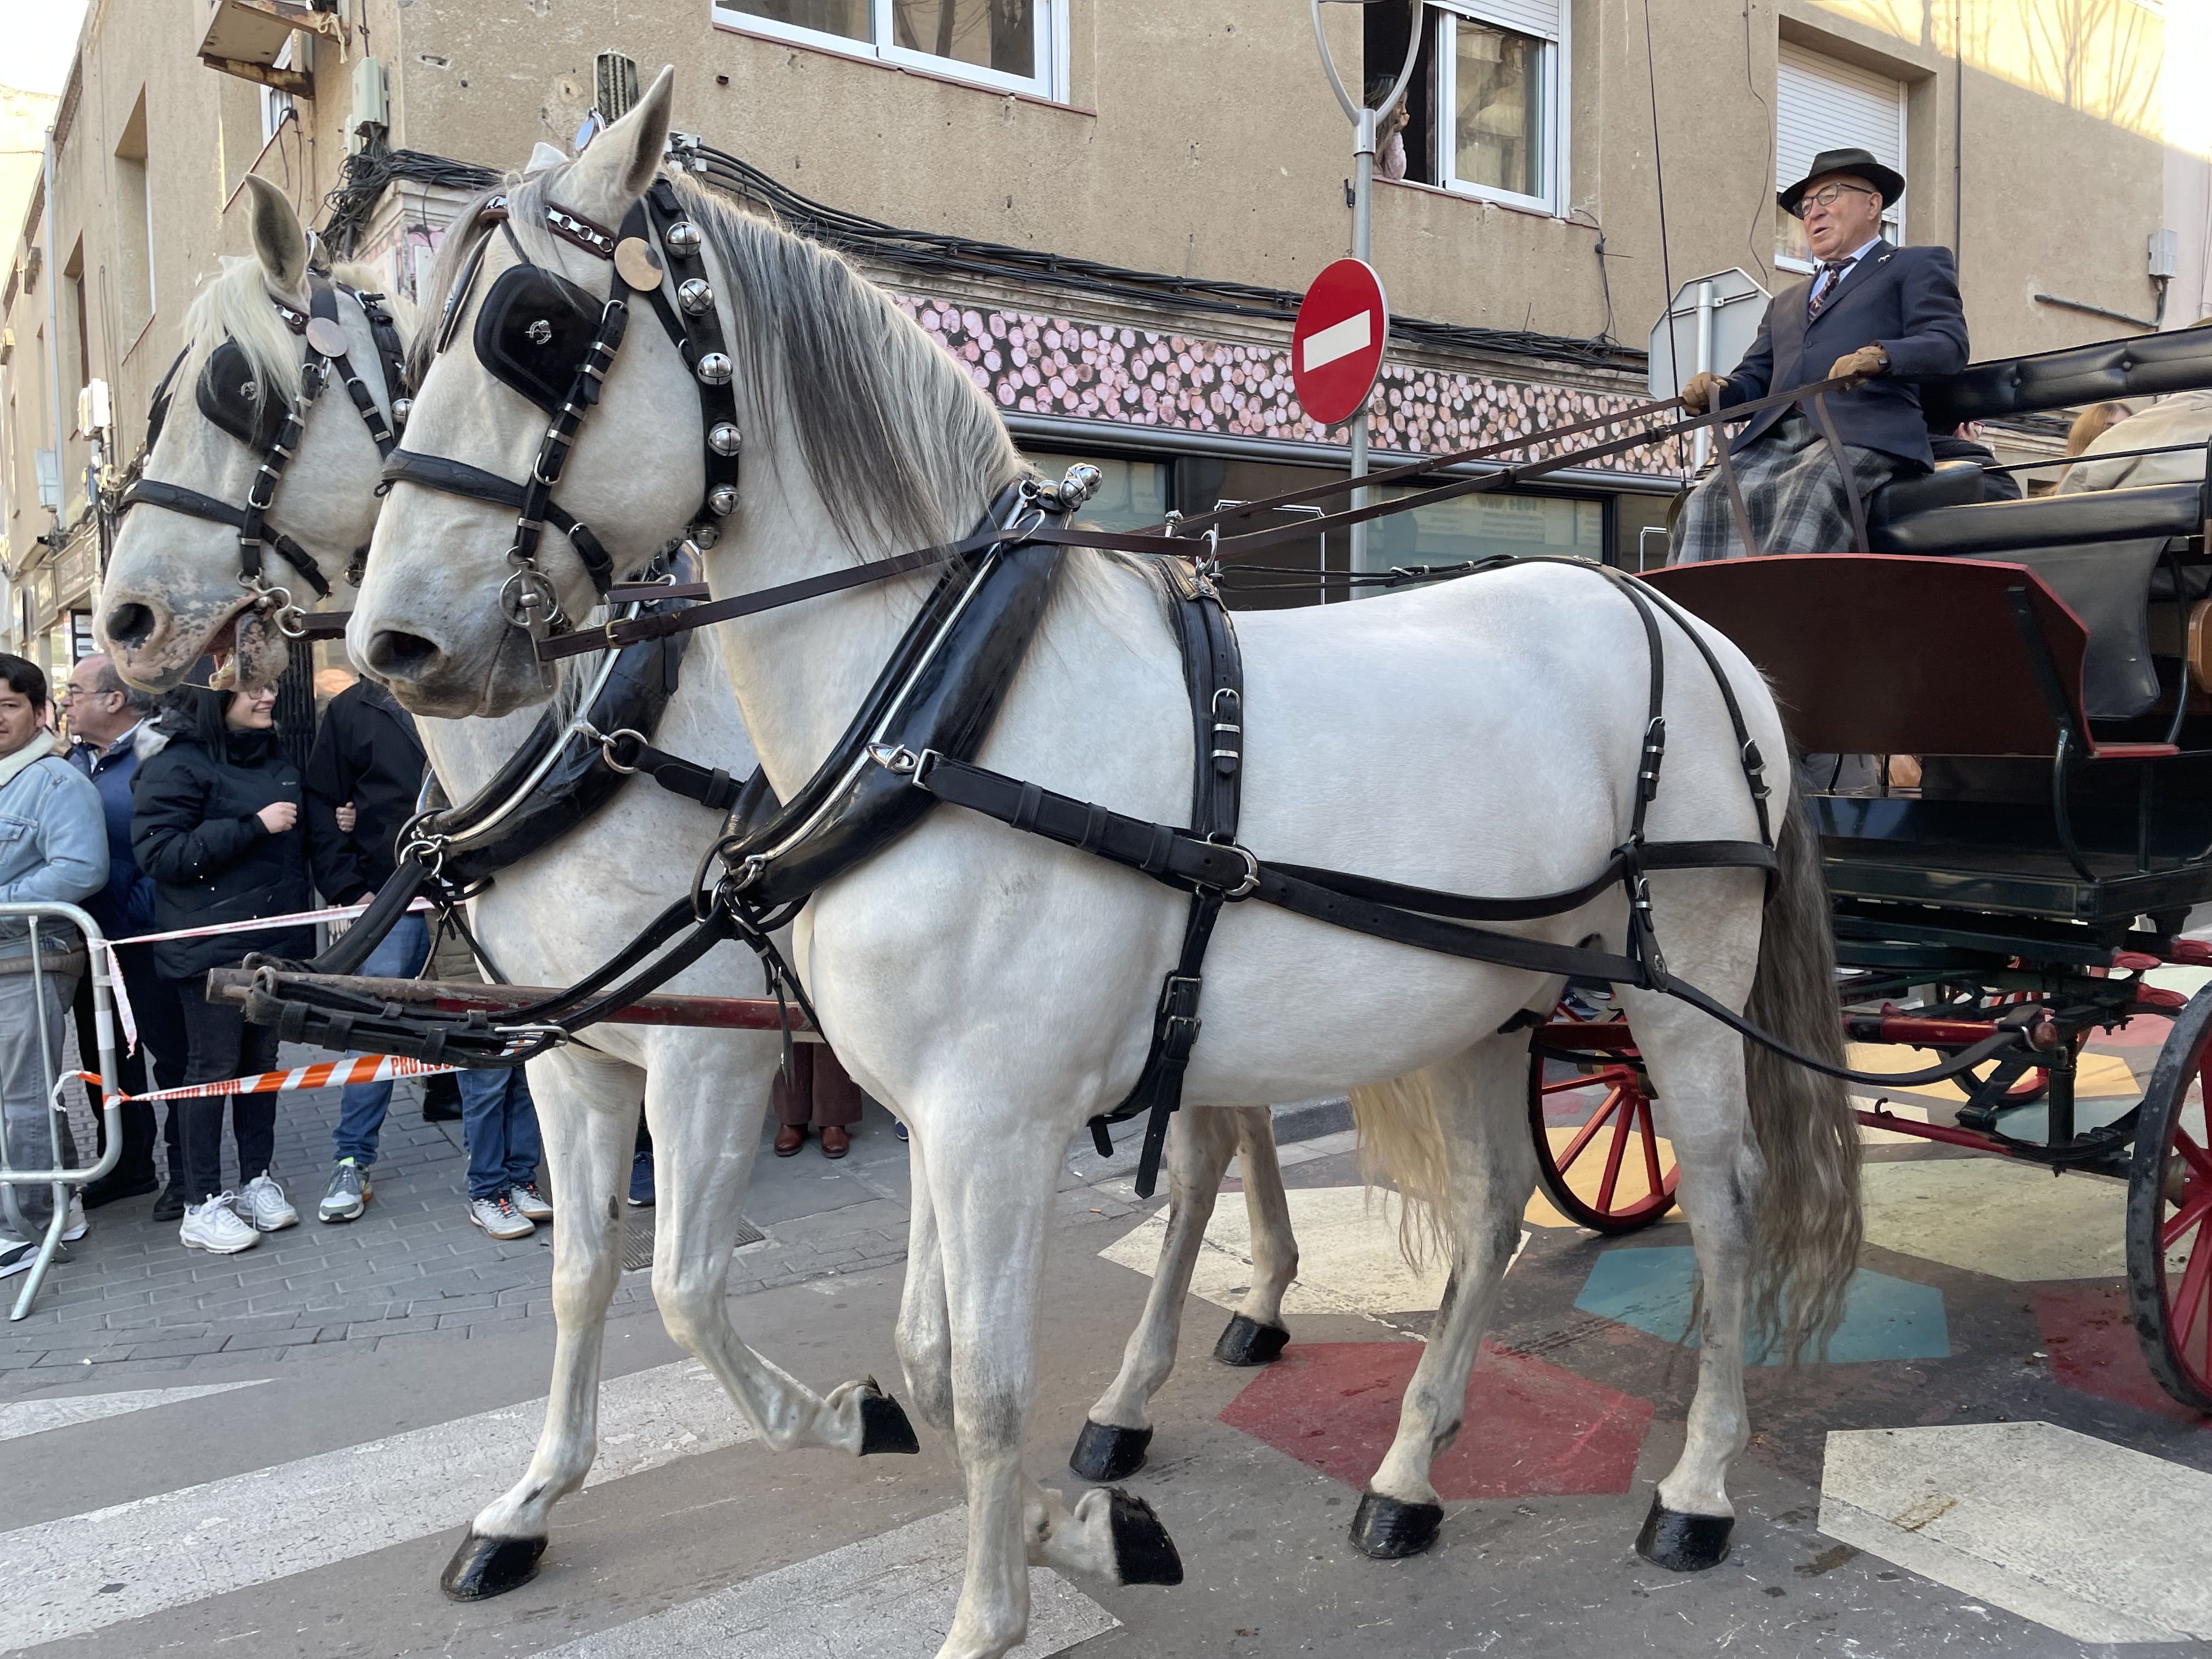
67, 1051, 460, 1105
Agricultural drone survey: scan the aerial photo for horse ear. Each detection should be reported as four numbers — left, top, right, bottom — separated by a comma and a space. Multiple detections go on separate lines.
560, 65, 674, 226
242, 174, 309, 295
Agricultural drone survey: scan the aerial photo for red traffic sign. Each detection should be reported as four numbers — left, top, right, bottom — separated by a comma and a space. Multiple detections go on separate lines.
1291, 258, 1389, 427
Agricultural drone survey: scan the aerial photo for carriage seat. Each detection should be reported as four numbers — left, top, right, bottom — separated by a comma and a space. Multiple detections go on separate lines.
1865, 480, 2205, 558
1866, 460, 1987, 527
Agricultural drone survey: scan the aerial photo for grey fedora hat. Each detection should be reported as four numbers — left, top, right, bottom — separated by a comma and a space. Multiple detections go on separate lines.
1779, 146, 1905, 217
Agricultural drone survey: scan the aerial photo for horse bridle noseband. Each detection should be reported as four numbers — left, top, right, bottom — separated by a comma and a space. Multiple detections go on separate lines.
124, 276, 409, 639
380, 181, 742, 641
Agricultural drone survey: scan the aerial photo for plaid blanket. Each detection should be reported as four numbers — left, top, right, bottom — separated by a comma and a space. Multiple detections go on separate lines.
1669, 413, 1906, 565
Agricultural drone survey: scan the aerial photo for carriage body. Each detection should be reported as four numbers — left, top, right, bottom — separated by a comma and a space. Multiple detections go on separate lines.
1530, 328, 2212, 1409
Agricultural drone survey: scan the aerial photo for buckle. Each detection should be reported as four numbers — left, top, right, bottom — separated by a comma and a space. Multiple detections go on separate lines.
1217, 843, 1261, 901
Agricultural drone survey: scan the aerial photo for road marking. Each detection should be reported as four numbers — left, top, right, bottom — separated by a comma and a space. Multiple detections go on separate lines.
1574, 1246, 1948, 1363
0, 1380, 268, 1443
0, 1359, 750, 1650
1300, 309, 1372, 373
1862, 1157, 2126, 1282
539, 1506, 1115, 1658
1102, 1185, 1525, 1318
1820, 1421, 2212, 1643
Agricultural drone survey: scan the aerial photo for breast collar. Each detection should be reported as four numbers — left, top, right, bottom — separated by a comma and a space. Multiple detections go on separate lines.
379, 180, 742, 642
123, 277, 409, 639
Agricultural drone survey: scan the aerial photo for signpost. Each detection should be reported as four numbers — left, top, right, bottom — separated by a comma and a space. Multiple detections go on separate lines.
1293, 258, 1390, 427
1648, 267, 1770, 470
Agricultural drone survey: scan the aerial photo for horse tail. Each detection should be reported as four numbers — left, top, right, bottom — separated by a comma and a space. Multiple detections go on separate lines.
1742, 786, 1863, 1361
1348, 1071, 1452, 1272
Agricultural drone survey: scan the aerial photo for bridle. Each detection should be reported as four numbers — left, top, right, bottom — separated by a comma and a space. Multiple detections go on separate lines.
123, 275, 409, 639
379, 179, 742, 641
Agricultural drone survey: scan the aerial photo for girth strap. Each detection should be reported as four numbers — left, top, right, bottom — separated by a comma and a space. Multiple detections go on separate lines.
601, 729, 743, 811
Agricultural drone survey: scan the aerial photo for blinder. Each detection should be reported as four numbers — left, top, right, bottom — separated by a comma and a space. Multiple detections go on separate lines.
195, 338, 291, 452
475, 262, 607, 414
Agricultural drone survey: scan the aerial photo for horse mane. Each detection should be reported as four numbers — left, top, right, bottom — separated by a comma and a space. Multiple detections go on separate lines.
184, 253, 417, 421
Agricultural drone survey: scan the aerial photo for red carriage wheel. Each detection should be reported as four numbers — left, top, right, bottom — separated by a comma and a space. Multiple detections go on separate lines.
2126, 984, 2212, 1412
1526, 1005, 1679, 1234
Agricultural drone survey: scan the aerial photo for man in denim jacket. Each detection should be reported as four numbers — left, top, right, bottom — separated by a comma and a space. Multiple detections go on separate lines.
0, 654, 108, 1273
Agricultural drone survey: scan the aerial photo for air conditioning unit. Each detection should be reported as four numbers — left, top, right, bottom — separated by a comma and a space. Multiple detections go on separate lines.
348, 55, 388, 153
77, 380, 112, 436
596, 53, 640, 125
197, 0, 338, 94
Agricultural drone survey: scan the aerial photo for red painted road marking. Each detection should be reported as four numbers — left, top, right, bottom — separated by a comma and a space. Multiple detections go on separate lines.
1220, 1339, 1652, 1500
2035, 1283, 2212, 1426
1291, 259, 1389, 427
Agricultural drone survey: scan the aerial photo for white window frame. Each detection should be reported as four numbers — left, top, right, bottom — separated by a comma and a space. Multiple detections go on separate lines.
1774, 46, 1906, 275
1432, 1, 1568, 218
712, 1, 1064, 101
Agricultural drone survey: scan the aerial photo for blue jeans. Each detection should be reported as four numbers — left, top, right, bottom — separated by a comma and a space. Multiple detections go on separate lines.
461, 1066, 540, 1200
329, 915, 431, 1167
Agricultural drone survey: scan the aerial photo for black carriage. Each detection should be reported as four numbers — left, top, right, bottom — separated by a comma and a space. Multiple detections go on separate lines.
1528, 328, 2212, 1410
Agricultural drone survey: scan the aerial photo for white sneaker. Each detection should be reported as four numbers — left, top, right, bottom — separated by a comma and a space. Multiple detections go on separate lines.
240, 1173, 298, 1232
0, 1233, 35, 1279
59, 1194, 86, 1243
508, 1181, 553, 1221
469, 1193, 535, 1239
180, 1194, 259, 1254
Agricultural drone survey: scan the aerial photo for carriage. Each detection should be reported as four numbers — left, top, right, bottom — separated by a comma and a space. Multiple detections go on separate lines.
1527, 325, 2212, 1410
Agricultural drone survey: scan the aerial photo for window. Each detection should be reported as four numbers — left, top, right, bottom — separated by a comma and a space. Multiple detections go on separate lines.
716, 0, 1060, 98
1775, 42, 1904, 271
114, 93, 155, 342
1432, 3, 1565, 214
1364, 484, 1604, 575
261, 36, 298, 142
1017, 451, 1170, 532
61, 244, 87, 431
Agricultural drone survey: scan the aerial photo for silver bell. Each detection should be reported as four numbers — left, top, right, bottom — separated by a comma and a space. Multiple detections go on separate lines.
678, 277, 715, 315
707, 421, 743, 456
391, 397, 412, 427
696, 352, 733, 387
707, 484, 738, 516
664, 220, 703, 255
691, 520, 721, 550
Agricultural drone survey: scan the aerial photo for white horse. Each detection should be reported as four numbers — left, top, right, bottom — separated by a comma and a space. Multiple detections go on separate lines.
97, 172, 1307, 1598
352, 72, 1860, 1659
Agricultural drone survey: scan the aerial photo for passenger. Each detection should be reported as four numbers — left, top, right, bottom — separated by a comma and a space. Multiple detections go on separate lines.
1671, 146, 1968, 562
132, 682, 312, 1255
2061, 391, 2212, 493
1928, 422, 2023, 503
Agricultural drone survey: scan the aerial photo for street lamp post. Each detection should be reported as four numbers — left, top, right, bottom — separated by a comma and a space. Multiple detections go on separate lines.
1310, 0, 1424, 575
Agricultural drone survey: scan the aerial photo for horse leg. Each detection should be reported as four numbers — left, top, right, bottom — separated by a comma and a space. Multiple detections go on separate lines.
1073, 1108, 1239, 1480
1353, 1034, 1534, 1559
649, 1044, 917, 1457
1218, 1103, 1299, 1363
444, 1050, 634, 1600
894, 1129, 955, 1437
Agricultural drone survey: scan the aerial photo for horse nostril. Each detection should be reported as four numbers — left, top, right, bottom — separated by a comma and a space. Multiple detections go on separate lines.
363, 630, 442, 678
104, 603, 157, 650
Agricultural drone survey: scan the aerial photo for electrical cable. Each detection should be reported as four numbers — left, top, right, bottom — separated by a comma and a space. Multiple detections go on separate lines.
1641, 0, 1678, 397
1741, 0, 1773, 283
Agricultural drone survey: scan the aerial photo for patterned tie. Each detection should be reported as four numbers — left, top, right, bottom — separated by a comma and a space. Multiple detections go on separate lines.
1807, 259, 1852, 321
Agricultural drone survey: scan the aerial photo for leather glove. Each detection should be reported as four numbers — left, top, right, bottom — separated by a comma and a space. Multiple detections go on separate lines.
1680, 370, 1730, 416
1826, 344, 1889, 390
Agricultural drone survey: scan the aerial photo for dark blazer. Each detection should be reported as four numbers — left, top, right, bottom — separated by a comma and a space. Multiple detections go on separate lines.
131, 728, 313, 980
305, 679, 426, 904
66, 724, 157, 936
1719, 240, 1969, 468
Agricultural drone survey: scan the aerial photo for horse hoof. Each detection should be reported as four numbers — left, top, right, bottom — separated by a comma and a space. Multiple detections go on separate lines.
1070, 1419, 1152, 1482
1106, 1487, 1184, 1585
1635, 1497, 1734, 1571
1212, 1313, 1290, 1367
857, 1384, 920, 1455
441, 1532, 546, 1601
1350, 1492, 1443, 1559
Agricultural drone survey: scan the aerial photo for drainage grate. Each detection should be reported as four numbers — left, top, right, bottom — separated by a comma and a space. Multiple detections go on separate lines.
621, 1215, 766, 1274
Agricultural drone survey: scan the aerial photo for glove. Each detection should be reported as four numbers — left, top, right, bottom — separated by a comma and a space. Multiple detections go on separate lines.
1680, 371, 1730, 416
1826, 345, 1889, 390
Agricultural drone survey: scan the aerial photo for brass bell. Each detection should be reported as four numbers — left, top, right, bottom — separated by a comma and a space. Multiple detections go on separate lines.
678, 278, 715, 315
664, 220, 703, 254
708, 484, 738, 516
696, 353, 733, 386
707, 421, 743, 456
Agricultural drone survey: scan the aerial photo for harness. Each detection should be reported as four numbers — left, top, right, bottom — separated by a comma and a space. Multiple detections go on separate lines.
126, 276, 408, 640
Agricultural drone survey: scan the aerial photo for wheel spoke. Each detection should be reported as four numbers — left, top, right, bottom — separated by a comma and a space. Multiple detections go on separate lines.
1597, 1100, 1634, 1213
2170, 1216, 2212, 1359
2174, 1126, 2212, 1186
1638, 1097, 1666, 1200
1553, 1086, 1627, 1174
1539, 1065, 1632, 1098
2162, 1189, 2212, 1251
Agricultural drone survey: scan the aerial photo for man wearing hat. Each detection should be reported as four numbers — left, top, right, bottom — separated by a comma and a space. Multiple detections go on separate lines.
1669, 146, 1969, 563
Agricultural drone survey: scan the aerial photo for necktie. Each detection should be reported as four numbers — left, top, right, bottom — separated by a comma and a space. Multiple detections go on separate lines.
1807, 259, 1852, 320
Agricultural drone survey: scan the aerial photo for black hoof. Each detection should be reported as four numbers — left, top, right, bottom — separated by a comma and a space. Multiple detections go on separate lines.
857, 1382, 920, 1455
1106, 1486, 1184, 1585
441, 1532, 546, 1601
1212, 1313, 1290, 1367
1350, 1491, 1444, 1559
1634, 1496, 1734, 1571
1070, 1418, 1153, 1481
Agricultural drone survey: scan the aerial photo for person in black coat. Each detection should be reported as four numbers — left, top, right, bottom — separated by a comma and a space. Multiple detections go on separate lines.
131, 684, 313, 1252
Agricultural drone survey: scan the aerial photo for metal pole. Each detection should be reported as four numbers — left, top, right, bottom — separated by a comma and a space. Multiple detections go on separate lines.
1692, 279, 1716, 472
1311, 1, 1424, 577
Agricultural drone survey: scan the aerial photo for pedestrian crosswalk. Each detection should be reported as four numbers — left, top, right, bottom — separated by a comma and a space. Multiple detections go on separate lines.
0, 1379, 267, 1443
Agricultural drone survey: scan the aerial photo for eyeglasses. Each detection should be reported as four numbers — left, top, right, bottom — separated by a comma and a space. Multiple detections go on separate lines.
58, 684, 112, 703
1801, 182, 1880, 212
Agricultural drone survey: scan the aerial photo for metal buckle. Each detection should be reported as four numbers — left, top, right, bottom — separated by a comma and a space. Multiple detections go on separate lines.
597, 727, 648, 774
499, 568, 563, 635
866, 743, 938, 785
1219, 843, 1261, 901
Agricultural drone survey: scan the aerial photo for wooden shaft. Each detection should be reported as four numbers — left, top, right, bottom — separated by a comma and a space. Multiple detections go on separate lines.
204, 968, 817, 1035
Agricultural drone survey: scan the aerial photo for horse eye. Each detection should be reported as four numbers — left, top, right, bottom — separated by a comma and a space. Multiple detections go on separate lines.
526, 319, 552, 345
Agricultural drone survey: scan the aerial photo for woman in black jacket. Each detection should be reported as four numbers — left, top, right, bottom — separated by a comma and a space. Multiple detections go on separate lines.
132, 684, 313, 1253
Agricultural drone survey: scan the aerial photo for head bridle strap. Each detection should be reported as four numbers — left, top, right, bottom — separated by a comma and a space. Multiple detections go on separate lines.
382, 179, 743, 643
121, 275, 409, 637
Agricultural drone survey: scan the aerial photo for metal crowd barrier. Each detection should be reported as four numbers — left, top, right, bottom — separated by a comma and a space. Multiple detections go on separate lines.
0, 902, 121, 1321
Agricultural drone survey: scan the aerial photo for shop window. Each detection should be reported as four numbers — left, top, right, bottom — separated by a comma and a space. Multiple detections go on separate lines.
1775, 42, 1904, 272
716, 0, 1060, 99
1363, 484, 1603, 577
1018, 450, 1170, 532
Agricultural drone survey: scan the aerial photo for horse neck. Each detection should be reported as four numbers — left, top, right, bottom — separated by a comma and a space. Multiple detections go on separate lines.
416, 701, 549, 802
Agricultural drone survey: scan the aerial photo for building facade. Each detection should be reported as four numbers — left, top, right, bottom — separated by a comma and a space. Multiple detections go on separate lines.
0, 0, 2199, 667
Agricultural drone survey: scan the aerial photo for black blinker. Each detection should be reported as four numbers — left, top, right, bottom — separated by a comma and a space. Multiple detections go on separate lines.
195, 338, 288, 452
475, 263, 602, 413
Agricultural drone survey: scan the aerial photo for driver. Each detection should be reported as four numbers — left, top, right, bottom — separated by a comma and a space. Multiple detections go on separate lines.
1669, 146, 1968, 563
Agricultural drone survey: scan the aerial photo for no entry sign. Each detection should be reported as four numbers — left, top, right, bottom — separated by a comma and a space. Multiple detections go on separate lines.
1291, 258, 1389, 427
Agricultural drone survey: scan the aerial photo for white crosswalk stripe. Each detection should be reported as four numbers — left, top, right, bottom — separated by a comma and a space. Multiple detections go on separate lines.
539, 1507, 1115, 1658
0, 1380, 267, 1443
0, 1359, 748, 1650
